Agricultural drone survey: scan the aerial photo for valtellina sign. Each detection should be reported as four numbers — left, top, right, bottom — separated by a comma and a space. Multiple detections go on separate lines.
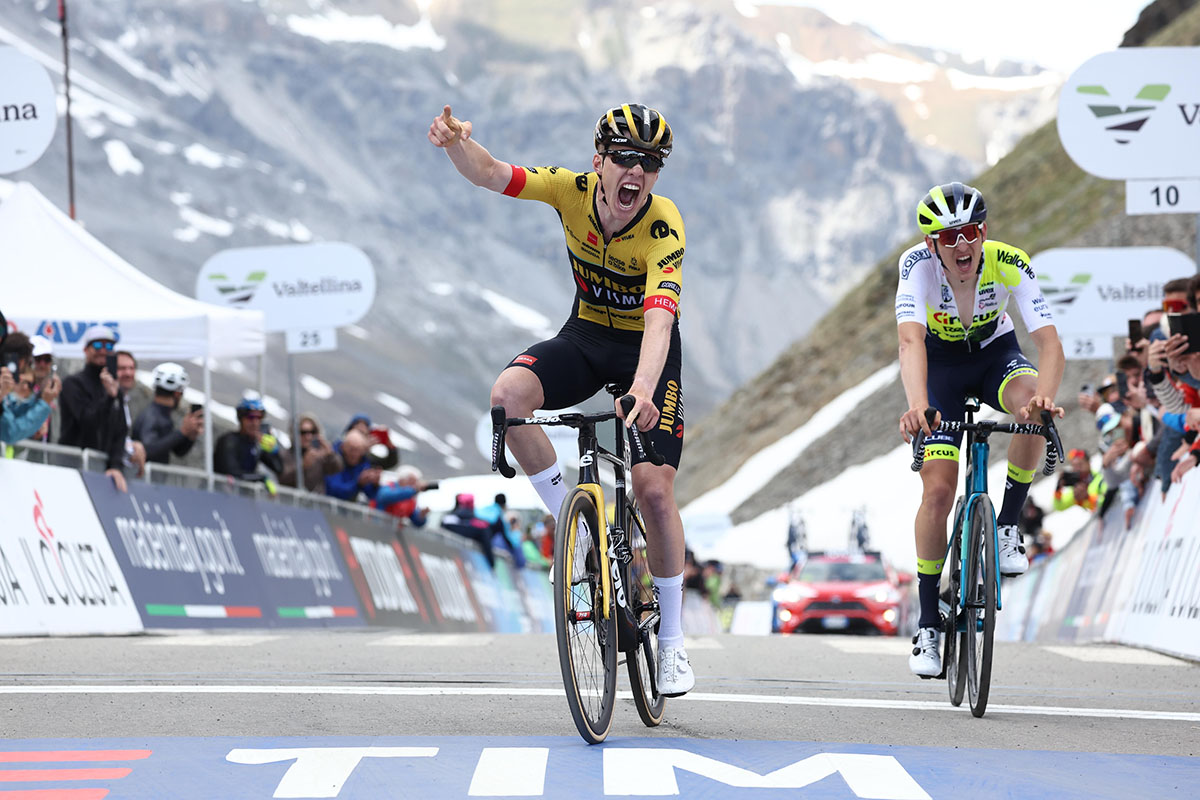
196, 242, 376, 332
0, 46, 58, 174
1057, 47, 1200, 179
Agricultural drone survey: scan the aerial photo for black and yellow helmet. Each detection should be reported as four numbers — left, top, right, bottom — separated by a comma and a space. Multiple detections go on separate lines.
916, 182, 987, 236
594, 103, 673, 157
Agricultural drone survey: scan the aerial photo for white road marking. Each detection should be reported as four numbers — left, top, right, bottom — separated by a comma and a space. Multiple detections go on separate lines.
369, 634, 495, 647
137, 635, 278, 647
2, 685, 1197, 722
824, 638, 912, 655
0, 638, 40, 646
1043, 645, 1190, 666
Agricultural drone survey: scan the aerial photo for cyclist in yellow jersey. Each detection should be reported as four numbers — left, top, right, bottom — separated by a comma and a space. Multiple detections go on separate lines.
895, 182, 1065, 678
429, 102, 694, 696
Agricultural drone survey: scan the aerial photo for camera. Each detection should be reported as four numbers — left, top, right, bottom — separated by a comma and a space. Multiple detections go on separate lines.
423, 480, 439, 491
1060, 470, 1081, 488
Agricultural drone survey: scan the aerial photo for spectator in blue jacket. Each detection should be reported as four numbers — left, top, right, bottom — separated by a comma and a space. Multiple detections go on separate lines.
2, 360, 59, 448
478, 493, 526, 568
325, 429, 382, 502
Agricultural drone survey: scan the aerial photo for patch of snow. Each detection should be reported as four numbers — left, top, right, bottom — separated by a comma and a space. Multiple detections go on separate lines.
183, 143, 243, 169
300, 374, 333, 400
945, 67, 1060, 92
94, 38, 186, 97
479, 288, 553, 336
103, 140, 143, 176
396, 418, 456, 457
344, 324, 369, 340
178, 206, 234, 237
172, 227, 201, 243
813, 53, 937, 84
376, 391, 411, 416
286, 6, 446, 52
428, 282, 454, 296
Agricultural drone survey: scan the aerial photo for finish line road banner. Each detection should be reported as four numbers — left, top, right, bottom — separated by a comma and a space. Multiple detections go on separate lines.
0, 460, 142, 635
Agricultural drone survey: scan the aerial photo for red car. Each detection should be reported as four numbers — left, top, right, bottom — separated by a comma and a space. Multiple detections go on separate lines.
772, 551, 912, 635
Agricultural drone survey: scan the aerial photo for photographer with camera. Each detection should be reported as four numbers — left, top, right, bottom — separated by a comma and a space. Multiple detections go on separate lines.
372, 465, 437, 527
132, 363, 204, 466
277, 413, 340, 494
56, 326, 128, 490
1, 332, 60, 452
1053, 448, 1102, 512
214, 395, 284, 483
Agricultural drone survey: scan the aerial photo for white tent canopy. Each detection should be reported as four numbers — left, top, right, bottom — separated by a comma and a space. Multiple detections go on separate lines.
0, 181, 264, 360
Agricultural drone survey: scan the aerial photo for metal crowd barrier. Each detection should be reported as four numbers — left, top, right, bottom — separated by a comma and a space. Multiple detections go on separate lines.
5, 439, 397, 529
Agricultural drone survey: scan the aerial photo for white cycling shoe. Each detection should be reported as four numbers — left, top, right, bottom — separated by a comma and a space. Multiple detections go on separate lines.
657, 644, 695, 697
998, 524, 1029, 576
548, 519, 593, 585
908, 627, 942, 678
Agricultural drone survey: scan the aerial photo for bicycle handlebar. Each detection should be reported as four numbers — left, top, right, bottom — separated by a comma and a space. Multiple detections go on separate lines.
911, 406, 1064, 475
490, 396, 665, 479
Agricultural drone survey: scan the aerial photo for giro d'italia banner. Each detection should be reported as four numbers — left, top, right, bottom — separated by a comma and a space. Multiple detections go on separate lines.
0, 460, 143, 635
82, 474, 364, 629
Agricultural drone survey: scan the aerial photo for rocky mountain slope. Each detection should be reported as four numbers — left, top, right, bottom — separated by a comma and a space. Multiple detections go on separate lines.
1, 0, 1056, 475
676, 0, 1200, 518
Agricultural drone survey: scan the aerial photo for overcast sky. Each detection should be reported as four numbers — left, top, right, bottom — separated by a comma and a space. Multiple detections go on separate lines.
763, 1, 1154, 74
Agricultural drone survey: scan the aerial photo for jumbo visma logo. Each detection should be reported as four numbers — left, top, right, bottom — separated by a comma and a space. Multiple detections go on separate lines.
208, 270, 267, 305
1077, 83, 1170, 144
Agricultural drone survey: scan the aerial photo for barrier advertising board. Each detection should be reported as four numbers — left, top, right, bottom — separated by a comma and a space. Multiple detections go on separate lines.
1058, 47, 1200, 180
330, 516, 435, 629
0, 461, 142, 635
403, 529, 487, 632
82, 474, 363, 629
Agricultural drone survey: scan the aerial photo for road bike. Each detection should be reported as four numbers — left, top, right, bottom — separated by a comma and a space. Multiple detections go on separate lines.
911, 398, 1063, 717
491, 387, 666, 744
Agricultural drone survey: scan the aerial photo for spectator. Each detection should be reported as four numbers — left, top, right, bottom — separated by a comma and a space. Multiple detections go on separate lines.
2, 359, 59, 452
213, 395, 283, 482
132, 363, 203, 466
440, 493, 496, 567
478, 493, 525, 567
1017, 497, 1044, 540
1052, 448, 1102, 512
57, 325, 129, 491
114, 350, 147, 478
1096, 374, 1123, 414
1078, 382, 1101, 414
521, 527, 551, 570
27, 335, 57, 443
342, 414, 399, 470
372, 465, 435, 527
1144, 284, 1200, 492
325, 428, 381, 502
537, 513, 555, 562
279, 413, 339, 493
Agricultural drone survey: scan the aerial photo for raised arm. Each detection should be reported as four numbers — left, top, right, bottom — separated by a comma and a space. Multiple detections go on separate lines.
428, 105, 514, 193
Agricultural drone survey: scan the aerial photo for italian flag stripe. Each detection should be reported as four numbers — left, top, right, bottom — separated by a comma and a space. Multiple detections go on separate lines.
144, 604, 262, 618
277, 606, 359, 619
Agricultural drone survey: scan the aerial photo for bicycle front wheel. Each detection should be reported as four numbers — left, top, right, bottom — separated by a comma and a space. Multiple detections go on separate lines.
623, 501, 665, 727
945, 500, 966, 707
554, 488, 617, 744
965, 494, 997, 717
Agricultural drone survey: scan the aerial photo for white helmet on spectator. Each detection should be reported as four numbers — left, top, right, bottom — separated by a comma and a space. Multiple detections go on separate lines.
152, 362, 189, 392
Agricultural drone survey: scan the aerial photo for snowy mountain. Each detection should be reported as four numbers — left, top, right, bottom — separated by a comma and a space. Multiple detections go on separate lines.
0, 0, 1056, 477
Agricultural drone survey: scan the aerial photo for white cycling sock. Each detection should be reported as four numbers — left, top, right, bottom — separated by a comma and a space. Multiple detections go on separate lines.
529, 462, 569, 520
654, 572, 685, 648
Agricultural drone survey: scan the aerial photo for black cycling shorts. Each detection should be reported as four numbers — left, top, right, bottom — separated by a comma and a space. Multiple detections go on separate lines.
504, 321, 684, 469
924, 331, 1037, 461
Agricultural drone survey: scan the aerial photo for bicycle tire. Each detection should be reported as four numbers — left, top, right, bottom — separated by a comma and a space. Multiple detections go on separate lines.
622, 501, 665, 727
945, 500, 966, 707
554, 488, 617, 744
965, 494, 997, 717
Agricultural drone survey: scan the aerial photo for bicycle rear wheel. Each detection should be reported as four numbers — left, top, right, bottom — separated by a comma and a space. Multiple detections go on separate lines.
965, 495, 997, 717
623, 501, 665, 727
945, 502, 966, 707
554, 488, 617, 744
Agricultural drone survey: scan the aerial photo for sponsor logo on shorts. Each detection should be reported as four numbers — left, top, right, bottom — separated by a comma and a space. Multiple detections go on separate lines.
513, 354, 537, 366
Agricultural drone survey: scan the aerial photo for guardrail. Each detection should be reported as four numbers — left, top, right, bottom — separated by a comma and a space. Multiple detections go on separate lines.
6, 438, 397, 529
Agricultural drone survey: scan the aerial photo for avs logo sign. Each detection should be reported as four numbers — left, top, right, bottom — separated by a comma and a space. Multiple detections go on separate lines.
35, 320, 120, 345
1058, 48, 1200, 179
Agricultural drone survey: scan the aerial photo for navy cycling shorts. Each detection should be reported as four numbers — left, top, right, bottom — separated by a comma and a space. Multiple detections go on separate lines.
923, 331, 1037, 461
503, 321, 684, 469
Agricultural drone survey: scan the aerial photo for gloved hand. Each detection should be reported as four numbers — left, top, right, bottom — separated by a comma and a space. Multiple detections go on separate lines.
259, 432, 279, 453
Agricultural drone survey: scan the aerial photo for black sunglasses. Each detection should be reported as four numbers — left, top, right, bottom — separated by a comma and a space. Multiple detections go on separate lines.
605, 149, 663, 173
299, 429, 317, 435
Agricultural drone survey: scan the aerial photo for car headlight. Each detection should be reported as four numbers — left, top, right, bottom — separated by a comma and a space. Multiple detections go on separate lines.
773, 584, 818, 603
855, 585, 899, 604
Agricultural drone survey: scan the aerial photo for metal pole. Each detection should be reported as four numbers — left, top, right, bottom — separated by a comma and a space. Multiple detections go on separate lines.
288, 352, 302, 490
203, 357, 214, 492
258, 353, 266, 404
57, 0, 76, 219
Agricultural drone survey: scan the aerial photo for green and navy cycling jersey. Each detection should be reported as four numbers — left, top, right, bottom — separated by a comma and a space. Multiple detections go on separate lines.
894, 239, 1055, 351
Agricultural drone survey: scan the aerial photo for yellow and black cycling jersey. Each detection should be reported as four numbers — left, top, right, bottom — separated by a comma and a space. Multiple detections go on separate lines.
894, 239, 1055, 352
502, 164, 684, 335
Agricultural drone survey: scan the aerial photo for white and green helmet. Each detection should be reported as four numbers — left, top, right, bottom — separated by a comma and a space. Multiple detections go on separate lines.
916, 182, 987, 236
